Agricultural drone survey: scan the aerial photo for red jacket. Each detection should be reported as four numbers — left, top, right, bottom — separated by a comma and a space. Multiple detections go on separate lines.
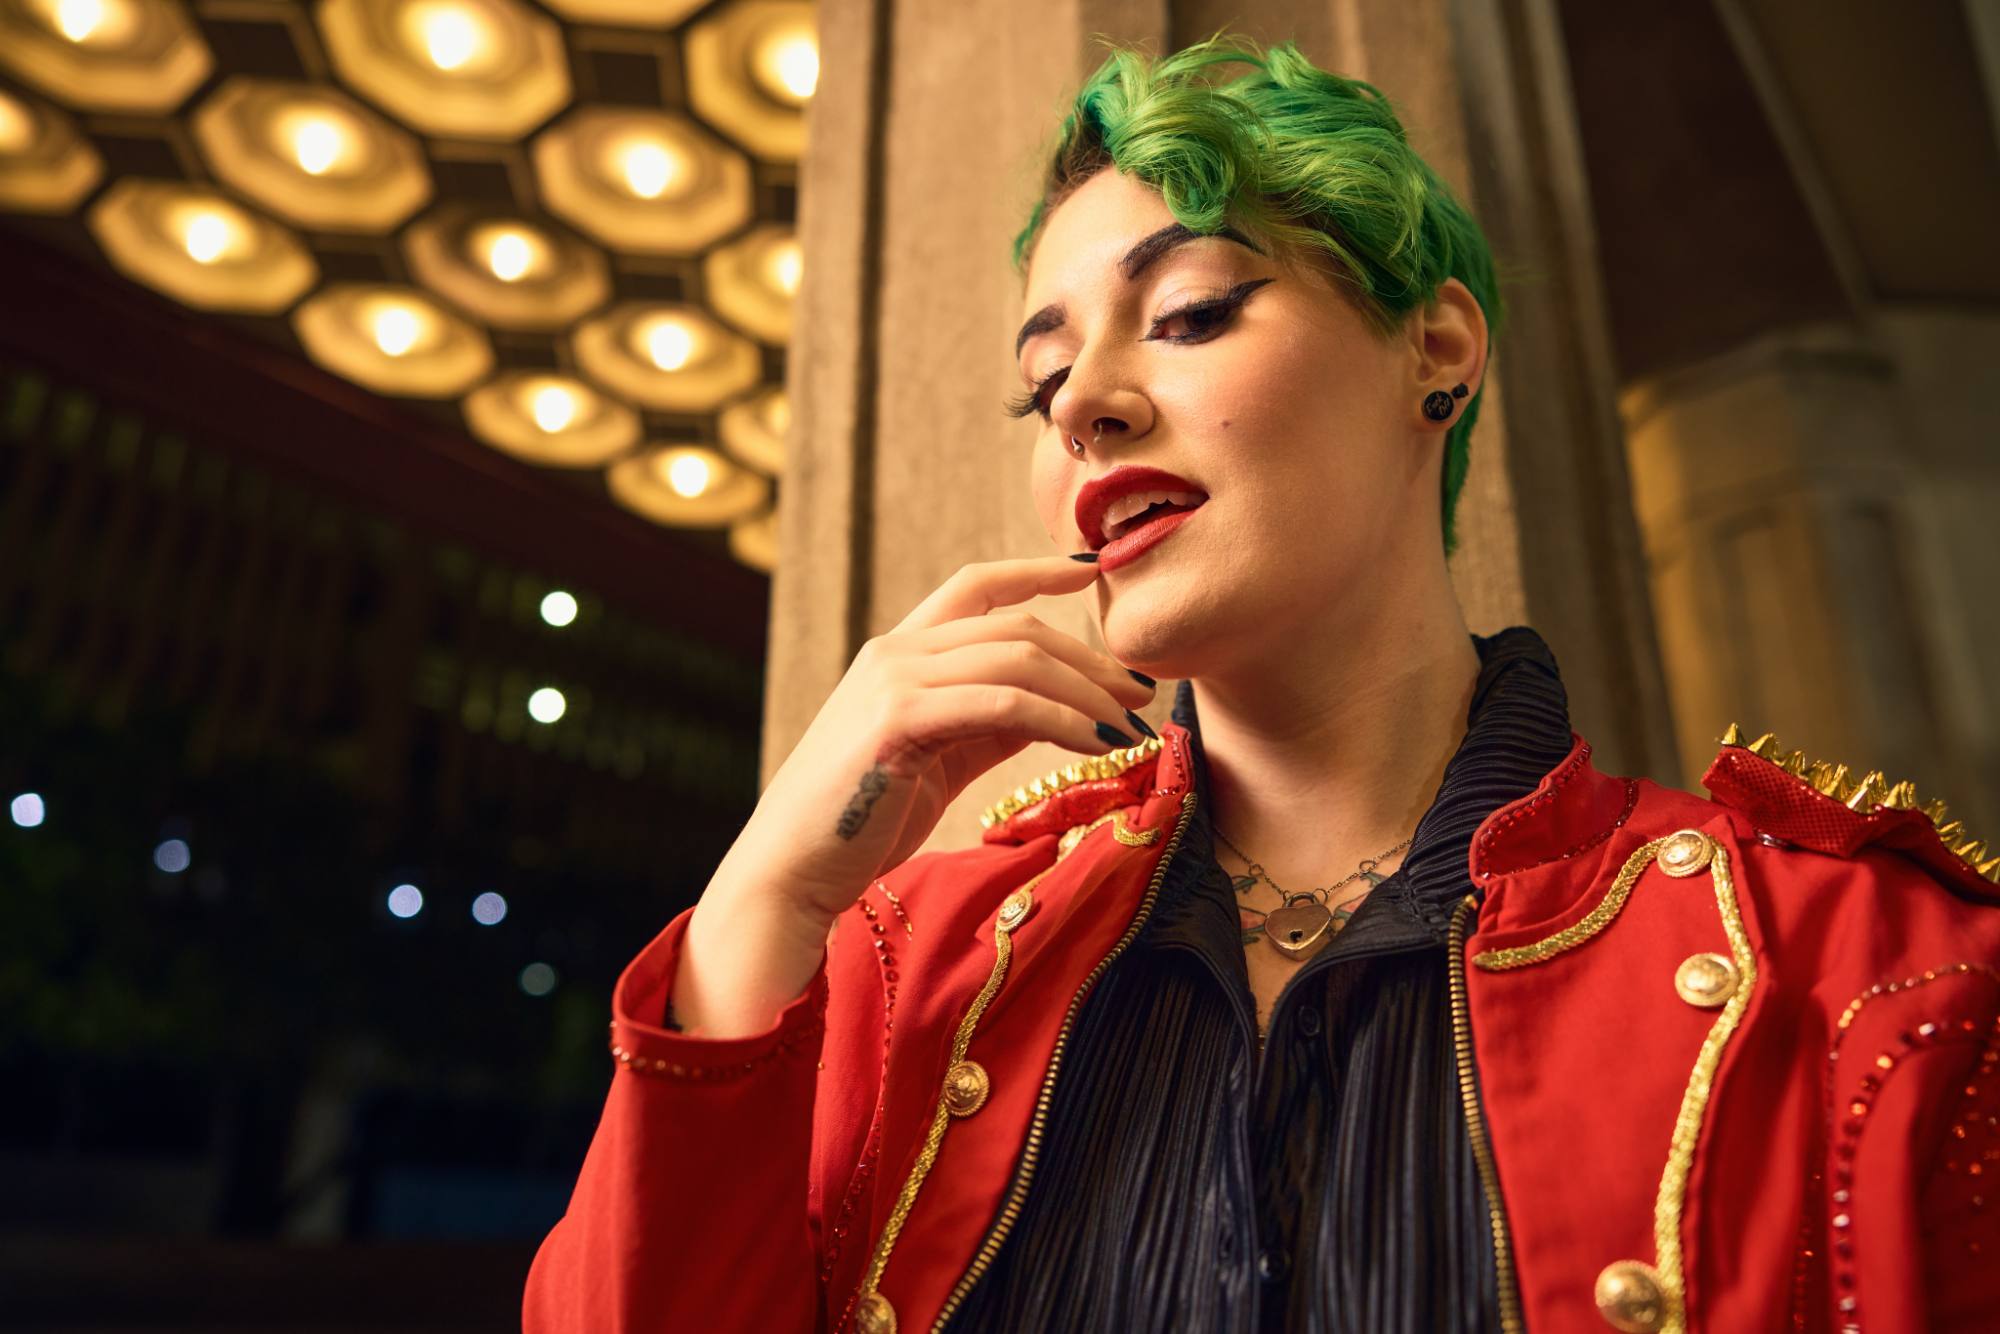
524, 723, 2000, 1333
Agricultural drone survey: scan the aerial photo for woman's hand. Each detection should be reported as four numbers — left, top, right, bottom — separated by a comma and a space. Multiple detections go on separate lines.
738, 553, 1154, 924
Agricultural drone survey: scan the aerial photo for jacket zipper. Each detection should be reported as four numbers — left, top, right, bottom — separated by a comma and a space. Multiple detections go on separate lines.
930, 788, 1200, 1329
1447, 892, 1522, 1334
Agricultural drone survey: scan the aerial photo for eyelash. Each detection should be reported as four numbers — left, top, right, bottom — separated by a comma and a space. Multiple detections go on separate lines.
1004, 277, 1275, 422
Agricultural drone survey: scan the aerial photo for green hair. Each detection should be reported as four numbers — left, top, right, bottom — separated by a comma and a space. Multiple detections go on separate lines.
1014, 35, 1505, 556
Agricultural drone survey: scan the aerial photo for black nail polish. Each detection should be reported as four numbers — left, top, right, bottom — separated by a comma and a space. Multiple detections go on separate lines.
1127, 669, 1156, 687
1095, 721, 1137, 749
1069, 551, 1100, 563
1124, 709, 1158, 741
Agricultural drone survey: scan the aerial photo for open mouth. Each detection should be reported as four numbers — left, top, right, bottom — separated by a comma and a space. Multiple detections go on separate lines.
1098, 490, 1207, 546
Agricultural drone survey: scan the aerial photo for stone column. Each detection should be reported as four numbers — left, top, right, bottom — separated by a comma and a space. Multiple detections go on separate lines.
771, 0, 1675, 852
1623, 315, 2000, 840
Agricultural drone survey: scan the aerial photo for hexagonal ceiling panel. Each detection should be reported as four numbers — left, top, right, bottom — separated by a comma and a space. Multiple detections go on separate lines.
0, 0, 809, 575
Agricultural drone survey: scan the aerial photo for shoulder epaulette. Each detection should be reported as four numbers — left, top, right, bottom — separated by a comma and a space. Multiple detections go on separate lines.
1708, 722, 1997, 885
978, 736, 1163, 833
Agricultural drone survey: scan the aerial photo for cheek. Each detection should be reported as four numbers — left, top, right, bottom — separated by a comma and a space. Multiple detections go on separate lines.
1028, 438, 1067, 542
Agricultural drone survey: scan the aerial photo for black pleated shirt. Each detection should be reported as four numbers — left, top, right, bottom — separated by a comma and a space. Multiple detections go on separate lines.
942, 626, 1574, 1333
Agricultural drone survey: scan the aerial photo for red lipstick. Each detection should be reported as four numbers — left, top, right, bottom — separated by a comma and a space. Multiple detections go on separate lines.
1074, 465, 1207, 548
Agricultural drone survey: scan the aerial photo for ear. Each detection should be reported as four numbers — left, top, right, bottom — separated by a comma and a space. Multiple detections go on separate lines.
1408, 277, 1488, 419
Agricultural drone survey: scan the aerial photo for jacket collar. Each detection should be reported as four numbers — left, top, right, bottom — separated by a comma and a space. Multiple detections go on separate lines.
1141, 626, 1578, 957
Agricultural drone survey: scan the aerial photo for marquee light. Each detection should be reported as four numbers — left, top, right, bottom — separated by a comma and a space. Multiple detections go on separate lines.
573, 302, 759, 412
463, 372, 640, 467
292, 284, 492, 396
605, 443, 767, 529
192, 79, 431, 233
88, 179, 316, 313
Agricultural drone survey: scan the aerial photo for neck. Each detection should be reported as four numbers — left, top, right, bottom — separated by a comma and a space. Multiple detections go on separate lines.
1190, 564, 1479, 889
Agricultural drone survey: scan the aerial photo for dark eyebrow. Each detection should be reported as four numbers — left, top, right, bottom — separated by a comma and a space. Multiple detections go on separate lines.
1014, 303, 1067, 359
1119, 222, 1262, 281
1014, 223, 1264, 358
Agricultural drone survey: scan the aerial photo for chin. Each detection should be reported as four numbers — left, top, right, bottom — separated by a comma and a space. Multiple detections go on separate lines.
1094, 575, 1232, 683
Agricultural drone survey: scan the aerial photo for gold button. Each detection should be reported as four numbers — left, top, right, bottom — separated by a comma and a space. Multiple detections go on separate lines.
1594, 1259, 1666, 1332
997, 889, 1033, 931
855, 1291, 897, 1334
1674, 952, 1740, 1008
943, 1059, 991, 1117
1657, 829, 1714, 878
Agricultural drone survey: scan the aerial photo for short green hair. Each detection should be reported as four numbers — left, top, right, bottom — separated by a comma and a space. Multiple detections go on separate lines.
1015, 35, 1505, 556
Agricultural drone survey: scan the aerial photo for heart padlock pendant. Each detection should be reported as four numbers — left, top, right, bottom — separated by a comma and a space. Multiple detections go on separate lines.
1263, 894, 1334, 961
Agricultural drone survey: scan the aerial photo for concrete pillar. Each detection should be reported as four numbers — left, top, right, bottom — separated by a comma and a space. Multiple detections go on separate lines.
771, 0, 1676, 851
1623, 313, 2000, 841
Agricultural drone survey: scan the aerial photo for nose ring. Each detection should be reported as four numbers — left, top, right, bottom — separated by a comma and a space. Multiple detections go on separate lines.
1067, 424, 1103, 459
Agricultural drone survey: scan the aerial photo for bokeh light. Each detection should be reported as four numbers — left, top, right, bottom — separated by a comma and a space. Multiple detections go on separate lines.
519, 961, 557, 996
471, 891, 508, 925
10, 792, 46, 827
539, 590, 577, 627
153, 838, 191, 873
387, 882, 424, 918
526, 686, 566, 723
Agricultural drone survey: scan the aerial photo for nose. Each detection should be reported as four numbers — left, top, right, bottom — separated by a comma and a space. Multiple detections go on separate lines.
1050, 354, 1152, 455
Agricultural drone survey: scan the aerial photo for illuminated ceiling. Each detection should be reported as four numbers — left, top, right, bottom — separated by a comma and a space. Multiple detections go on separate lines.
0, 0, 811, 573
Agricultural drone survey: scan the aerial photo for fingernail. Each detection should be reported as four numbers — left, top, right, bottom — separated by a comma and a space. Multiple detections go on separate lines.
1068, 551, 1100, 563
1124, 709, 1158, 741
1095, 721, 1137, 749
1127, 669, 1156, 687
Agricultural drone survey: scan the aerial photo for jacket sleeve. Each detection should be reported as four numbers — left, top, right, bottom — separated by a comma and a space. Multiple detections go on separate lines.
522, 903, 832, 1334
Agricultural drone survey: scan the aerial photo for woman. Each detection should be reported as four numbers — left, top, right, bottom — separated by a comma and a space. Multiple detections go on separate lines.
524, 38, 2000, 1334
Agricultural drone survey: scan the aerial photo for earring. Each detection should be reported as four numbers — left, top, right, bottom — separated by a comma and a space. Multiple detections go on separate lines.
1422, 382, 1470, 422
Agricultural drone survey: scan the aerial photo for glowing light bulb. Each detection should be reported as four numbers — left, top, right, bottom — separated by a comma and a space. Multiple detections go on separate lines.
420, 5, 482, 71
54, 0, 104, 43
182, 210, 236, 265
619, 142, 676, 200
769, 34, 820, 101
485, 229, 533, 281
539, 590, 577, 627
763, 392, 792, 435
665, 451, 712, 498
290, 115, 345, 176
527, 686, 566, 723
768, 240, 803, 297
644, 319, 695, 372
372, 303, 424, 357
530, 384, 577, 433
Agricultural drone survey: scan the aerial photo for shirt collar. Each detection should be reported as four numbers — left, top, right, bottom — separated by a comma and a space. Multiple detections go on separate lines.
1141, 625, 1576, 960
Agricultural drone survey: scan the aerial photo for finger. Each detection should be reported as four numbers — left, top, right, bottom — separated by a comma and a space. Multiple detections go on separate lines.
914, 639, 1136, 738
891, 555, 1100, 634
891, 682, 1122, 760
908, 611, 1154, 710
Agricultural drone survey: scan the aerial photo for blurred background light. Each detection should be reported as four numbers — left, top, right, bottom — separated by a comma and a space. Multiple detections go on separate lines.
526, 686, 565, 723
518, 961, 557, 996
470, 891, 508, 925
539, 590, 577, 627
153, 838, 191, 873
387, 882, 424, 918
10, 792, 46, 827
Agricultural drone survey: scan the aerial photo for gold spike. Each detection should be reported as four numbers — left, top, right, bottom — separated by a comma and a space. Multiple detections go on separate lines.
1779, 750, 1808, 776
1882, 780, 1919, 811
1747, 731, 1782, 758
1978, 854, 2000, 882
1955, 838, 1988, 865
1813, 762, 1852, 798
1921, 798, 1951, 826
1938, 820, 1966, 843
1720, 722, 1746, 748
1803, 761, 1832, 791
1845, 773, 1889, 812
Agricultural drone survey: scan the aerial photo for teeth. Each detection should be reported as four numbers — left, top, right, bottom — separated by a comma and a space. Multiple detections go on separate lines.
1101, 489, 1204, 542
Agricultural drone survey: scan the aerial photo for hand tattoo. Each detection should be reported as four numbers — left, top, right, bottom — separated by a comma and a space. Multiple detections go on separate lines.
835, 764, 891, 840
